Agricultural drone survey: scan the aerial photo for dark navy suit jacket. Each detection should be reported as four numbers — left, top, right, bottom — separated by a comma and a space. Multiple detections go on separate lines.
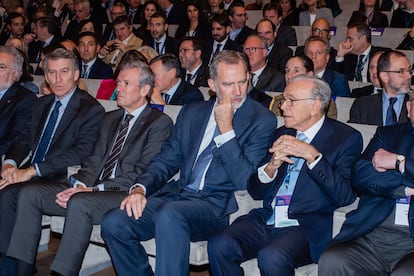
248, 118, 362, 261
202, 37, 242, 65
168, 80, 204, 105
0, 84, 37, 156
134, 97, 278, 218
81, 58, 113, 79
334, 122, 414, 243
322, 69, 350, 97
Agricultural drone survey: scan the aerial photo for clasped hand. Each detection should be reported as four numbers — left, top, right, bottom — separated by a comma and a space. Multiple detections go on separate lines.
0, 164, 36, 190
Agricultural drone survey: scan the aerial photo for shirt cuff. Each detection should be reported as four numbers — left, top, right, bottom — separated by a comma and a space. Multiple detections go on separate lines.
335, 56, 344, 62
70, 177, 87, 188
214, 129, 235, 147
2, 159, 17, 167
96, 183, 105, 191
307, 154, 323, 169
34, 164, 41, 176
258, 163, 277, 183
129, 183, 147, 195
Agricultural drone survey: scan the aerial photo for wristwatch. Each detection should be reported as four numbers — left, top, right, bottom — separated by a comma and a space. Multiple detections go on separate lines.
396, 155, 405, 171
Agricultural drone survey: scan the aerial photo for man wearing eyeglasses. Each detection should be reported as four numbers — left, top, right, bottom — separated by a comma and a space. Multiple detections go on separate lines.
208, 75, 362, 275
228, 2, 254, 46
349, 50, 410, 126
262, 3, 297, 47
319, 91, 414, 275
179, 37, 209, 88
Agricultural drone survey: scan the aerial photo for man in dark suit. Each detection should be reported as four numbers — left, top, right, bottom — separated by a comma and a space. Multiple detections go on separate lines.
0, 46, 37, 157
208, 76, 362, 275
102, 2, 127, 45
256, 19, 292, 74
157, 0, 185, 24
150, 54, 204, 105
179, 37, 209, 88
228, 2, 254, 46
0, 48, 104, 274
63, 0, 92, 40
143, 12, 178, 56
203, 14, 243, 66
26, 17, 62, 63
304, 36, 350, 97
351, 51, 384, 98
334, 23, 388, 82
349, 50, 411, 126
100, 50, 278, 276
319, 91, 414, 275
5, 59, 173, 276
126, 0, 141, 24
77, 32, 113, 79
262, 3, 297, 46
244, 35, 285, 94
0, 12, 26, 46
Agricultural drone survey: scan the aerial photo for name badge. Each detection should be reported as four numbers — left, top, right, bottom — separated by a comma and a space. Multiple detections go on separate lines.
274, 195, 299, 228
395, 197, 410, 226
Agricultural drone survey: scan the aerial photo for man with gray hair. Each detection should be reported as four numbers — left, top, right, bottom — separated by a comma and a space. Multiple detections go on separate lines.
0, 48, 104, 275
0, 46, 37, 157
208, 75, 363, 275
101, 50, 277, 276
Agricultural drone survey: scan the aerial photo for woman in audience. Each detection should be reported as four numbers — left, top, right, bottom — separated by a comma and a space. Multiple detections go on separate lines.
348, 0, 388, 27
299, 0, 334, 26
279, 0, 300, 26
175, 2, 212, 42
138, 45, 158, 63
270, 55, 337, 118
5, 37, 28, 56
135, 1, 160, 42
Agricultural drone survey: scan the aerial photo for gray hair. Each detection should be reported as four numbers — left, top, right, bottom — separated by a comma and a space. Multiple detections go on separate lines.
0, 45, 23, 79
117, 59, 154, 89
43, 48, 79, 72
290, 75, 331, 113
210, 50, 250, 80
304, 36, 330, 54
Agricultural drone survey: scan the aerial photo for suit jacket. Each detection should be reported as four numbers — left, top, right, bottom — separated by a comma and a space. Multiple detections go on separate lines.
275, 23, 297, 46
168, 79, 204, 105
347, 10, 389, 28
181, 64, 209, 88
233, 26, 255, 46
74, 106, 173, 191
81, 58, 113, 79
349, 93, 409, 126
267, 42, 293, 73
102, 24, 114, 45
165, 2, 186, 24
254, 64, 285, 93
0, 83, 37, 156
296, 46, 337, 70
334, 122, 414, 243
322, 69, 350, 97
391, 8, 414, 28
28, 35, 62, 63
351, 84, 377, 98
334, 46, 389, 82
134, 97, 277, 218
103, 34, 143, 67
5, 88, 104, 180
248, 87, 272, 108
248, 118, 363, 261
202, 37, 242, 65
299, 8, 334, 26
143, 36, 179, 56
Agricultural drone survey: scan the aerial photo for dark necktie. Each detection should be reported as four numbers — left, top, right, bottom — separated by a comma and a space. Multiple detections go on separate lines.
385, 97, 398, 126
155, 42, 161, 54
36, 41, 45, 62
186, 73, 193, 82
355, 54, 365, 82
81, 64, 88, 78
161, 93, 170, 104
101, 114, 133, 180
214, 43, 222, 55
32, 101, 62, 163
185, 127, 219, 192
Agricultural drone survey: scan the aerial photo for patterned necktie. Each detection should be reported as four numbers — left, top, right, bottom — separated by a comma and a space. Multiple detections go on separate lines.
81, 64, 88, 78
32, 101, 62, 163
161, 93, 170, 104
101, 114, 133, 180
385, 97, 398, 126
185, 127, 219, 192
355, 54, 365, 81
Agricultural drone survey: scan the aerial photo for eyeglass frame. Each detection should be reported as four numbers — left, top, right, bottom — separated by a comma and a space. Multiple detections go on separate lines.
243, 47, 266, 53
382, 68, 413, 76
280, 97, 315, 107
312, 28, 330, 35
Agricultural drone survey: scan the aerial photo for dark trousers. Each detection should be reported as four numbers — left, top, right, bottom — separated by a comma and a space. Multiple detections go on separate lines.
318, 237, 414, 276
208, 212, 312, 276
101, 191, 228, 276
6, 182, 126, 276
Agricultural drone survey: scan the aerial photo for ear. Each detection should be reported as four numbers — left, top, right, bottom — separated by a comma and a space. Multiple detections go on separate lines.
379, 71, 387, 84
310, 98, 323, 117
225, 26, 230, 34
407, 100, 412, 119
208, 78, 216, 93
74, 68, 80, 81
140, 83, 151, 97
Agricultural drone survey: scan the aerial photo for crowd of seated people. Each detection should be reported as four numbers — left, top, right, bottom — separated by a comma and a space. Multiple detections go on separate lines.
1, 0, 414, 275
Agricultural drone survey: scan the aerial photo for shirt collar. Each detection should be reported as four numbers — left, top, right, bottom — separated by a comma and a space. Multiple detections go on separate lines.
186, 62, 202, 75
165, 78, 181, 97
54, 86, 77, 109
82, 57, 97, 67
301, 115, 325, 143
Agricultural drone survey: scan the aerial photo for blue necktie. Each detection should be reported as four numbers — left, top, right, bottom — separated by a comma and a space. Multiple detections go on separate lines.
81, 64, 88, 78
355, 54, 365, 81
32, 101, 62, 163
385, 97, 398, 126
185, 127, 219, 192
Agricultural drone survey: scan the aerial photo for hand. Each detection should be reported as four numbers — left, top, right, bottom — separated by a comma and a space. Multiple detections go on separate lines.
214, 94, 234, 134
56, 187, 80, 208
372, 148, 397, 172
406, 187, 414, 196
120, 187, 147, 220
23, 33, 36, 44
409, 26, 414, 38
337, 40, 353, 58
113, 40, 126, 53
150, 87, 166, 105
99, 43, 111, 57
0, 165, 36, 188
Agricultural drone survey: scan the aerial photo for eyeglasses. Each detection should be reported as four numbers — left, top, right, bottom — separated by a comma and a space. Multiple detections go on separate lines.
312, 28, 330, 35
382, 68, 413, 76
280, 97, 314, 106
243, 47, 265, 53
179, 48, 196, 53
234, 13, 247, 17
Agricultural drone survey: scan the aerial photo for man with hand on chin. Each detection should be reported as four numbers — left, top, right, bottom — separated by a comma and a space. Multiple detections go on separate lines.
101, 50, 277, 276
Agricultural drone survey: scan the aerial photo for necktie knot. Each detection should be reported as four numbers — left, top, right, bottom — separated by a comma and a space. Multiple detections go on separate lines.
123, 114, 133, 124
186, 73, 193, 82
389, 97, 397, 106
155, 42, 161, 54
82, 64, 88, 78
296, 132, 307, 142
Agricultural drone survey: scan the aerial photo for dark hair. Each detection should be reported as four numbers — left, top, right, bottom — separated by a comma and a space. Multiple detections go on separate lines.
358, 0, 380, 14
289, 55, 314, 73
77, 31, 102, 47
377, 50, 407, 73
6, 12, 24, 25
36, 16, 57, 35
150, 54, 181, 78
211, 13, 230, 27
348, 22, 371, 43
180, 36, 204, 52
140, 1, 160, 25
77, 19, 102, 39
150, 12, 167, 23
262, 3, 282, 17
113, 15, 131, 26
228, 1, 245, 17
256, 19, 276, 32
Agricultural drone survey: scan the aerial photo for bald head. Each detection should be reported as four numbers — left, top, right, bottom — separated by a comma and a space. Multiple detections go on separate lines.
311, 18, 330, 40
